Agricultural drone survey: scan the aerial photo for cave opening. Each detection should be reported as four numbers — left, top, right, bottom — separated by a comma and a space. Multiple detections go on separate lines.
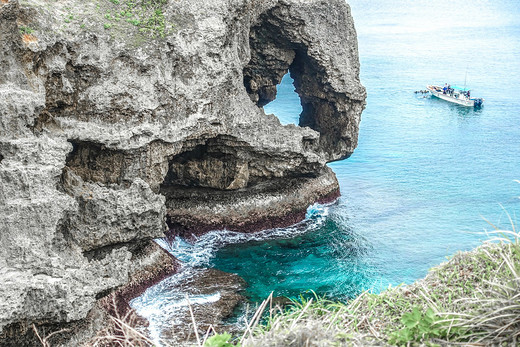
263, 72, 302, 126
242, 13, 325, 137
162, 141, 244, 191
160, 135, 252, 195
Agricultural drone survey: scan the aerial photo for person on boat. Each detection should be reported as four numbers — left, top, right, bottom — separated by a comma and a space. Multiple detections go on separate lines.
467, 90, 470, 98
443, 83, 447, 94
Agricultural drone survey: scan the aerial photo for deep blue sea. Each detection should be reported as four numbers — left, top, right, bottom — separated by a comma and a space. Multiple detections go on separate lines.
131, 0, 520, 339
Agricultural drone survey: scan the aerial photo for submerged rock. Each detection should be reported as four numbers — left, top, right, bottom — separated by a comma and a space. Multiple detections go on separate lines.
0, 0, 365, 343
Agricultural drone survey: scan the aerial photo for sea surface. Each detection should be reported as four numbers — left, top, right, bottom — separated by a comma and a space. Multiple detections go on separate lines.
131, 0, 520, 340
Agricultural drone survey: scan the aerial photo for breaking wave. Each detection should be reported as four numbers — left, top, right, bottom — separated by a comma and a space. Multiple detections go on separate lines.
130, 202, 333, 345
155, 202, 332, 268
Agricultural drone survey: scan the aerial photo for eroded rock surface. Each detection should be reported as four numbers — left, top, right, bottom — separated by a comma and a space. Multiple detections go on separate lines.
0, 0, 365, 343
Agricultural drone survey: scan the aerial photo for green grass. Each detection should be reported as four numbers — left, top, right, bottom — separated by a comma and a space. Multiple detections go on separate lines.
66, 229, 519, 347
100, 0, 174, 38
19, 25, 34, 35
76, 223, 519, 346
204, 333, 240, 347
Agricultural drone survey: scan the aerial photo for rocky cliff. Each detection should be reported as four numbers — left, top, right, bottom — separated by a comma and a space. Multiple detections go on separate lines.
0, 0, 365, 344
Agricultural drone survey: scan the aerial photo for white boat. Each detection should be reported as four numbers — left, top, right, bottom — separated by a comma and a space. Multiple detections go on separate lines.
426, 84, 483, 107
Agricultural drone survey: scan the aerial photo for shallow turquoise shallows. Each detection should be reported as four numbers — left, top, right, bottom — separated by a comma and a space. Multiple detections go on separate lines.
131, 1, 520, 332
210, 0, 520, 301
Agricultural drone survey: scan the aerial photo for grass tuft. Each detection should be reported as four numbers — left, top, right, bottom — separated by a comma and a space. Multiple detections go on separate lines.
100, 0, 174, 38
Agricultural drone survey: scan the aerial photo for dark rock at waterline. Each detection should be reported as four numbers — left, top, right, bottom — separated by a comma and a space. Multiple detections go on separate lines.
0, 0, 364, 343
164, 167, 341, 239
133, 268, 247, 345
271, 296, 294, 308
172, 269, 247, 338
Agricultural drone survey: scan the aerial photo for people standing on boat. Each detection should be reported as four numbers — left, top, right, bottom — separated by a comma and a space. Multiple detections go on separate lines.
443, 83, 448, 94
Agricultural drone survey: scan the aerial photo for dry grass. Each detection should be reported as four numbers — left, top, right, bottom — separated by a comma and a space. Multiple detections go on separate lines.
32, 325, 70, 347
30, 228, 520, 347
85, 297, 155, 347
22, 33, 38, 43
30, 228, 519, 346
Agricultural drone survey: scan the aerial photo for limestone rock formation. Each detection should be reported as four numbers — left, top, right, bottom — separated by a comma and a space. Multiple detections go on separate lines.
0, 0, 365, 343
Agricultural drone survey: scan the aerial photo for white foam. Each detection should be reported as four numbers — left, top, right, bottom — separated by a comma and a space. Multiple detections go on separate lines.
130, 202, 334, 345
156, 202, 333, 268
130, 267, 223, 346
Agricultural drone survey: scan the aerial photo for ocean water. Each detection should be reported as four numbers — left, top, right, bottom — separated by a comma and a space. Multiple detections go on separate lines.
131, 0, 520, 336
212, 0, 520, 300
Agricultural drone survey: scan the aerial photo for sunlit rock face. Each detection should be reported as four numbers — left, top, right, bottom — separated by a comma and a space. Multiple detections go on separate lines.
0, 0, 364, 344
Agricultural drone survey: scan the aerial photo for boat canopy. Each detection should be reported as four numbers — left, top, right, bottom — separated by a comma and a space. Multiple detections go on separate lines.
449, 85, 470, 91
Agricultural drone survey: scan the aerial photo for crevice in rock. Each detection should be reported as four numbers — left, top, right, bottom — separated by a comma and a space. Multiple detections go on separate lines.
162, 135, 252, 191
51, 216, 74, 253
83, 241, 142, 262
30, 110, 58, 133
42, 60, 102, 122
63, 140, 129, 185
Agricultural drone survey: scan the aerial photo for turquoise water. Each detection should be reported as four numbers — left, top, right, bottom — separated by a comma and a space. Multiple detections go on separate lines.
211, 0, 520, 301
131, 1, 520, 335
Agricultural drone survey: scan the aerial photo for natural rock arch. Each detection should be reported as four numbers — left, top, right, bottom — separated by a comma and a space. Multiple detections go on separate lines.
243, 2, 366, 161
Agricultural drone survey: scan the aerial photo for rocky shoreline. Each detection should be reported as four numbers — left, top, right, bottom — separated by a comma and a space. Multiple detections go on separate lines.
164, 166, 341, 239
0, 0, 365, 344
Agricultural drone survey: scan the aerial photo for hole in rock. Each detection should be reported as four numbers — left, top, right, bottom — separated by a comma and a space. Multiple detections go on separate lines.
242, 6, 363, 162
242, 13, 327, 137
263, 73, 302, 126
